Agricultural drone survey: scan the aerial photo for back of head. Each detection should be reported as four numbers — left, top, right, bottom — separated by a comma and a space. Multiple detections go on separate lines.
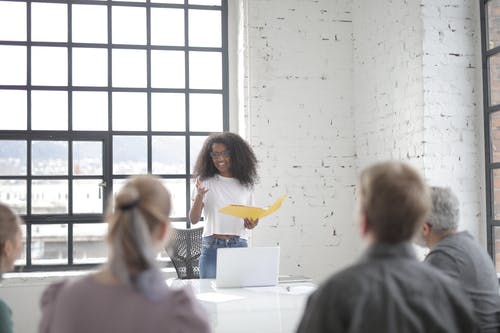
428, 186, 459, 233
0, 203, 23, 274
107, 175, 171, 280
359, 161, 431, 243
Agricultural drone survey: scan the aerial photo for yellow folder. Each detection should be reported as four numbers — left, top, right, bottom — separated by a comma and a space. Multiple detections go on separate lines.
218, 194, 287, 220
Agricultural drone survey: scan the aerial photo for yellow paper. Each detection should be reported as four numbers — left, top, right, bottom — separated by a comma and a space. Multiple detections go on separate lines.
218, 194, 287, 220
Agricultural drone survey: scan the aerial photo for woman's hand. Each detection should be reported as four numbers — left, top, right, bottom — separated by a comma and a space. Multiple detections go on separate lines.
195, 178, 208, 199
244, 218, 259, 229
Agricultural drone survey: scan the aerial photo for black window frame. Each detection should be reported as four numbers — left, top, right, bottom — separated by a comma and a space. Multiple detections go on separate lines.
0, 0, 229, 272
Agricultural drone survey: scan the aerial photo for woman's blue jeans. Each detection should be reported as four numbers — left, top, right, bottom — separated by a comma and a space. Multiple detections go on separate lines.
199, 236, 248, 279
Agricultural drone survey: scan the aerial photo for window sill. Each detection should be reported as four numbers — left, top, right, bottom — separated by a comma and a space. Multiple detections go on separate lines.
1, 267, 177, 287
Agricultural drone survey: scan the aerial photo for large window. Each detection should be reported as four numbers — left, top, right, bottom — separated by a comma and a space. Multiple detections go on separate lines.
0, 0, 228, 271
481, 0, 500, 274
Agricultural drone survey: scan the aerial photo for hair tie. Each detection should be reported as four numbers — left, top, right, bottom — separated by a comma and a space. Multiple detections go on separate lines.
119, 199, 140, 211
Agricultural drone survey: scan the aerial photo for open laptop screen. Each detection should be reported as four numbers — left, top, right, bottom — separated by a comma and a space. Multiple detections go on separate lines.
215, 247, 280, 288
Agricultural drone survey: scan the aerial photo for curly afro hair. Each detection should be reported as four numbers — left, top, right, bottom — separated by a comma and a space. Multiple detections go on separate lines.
193, 132, 258, 187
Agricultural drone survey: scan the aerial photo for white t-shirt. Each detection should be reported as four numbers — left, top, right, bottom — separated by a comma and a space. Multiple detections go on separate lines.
199, 174, 253, 238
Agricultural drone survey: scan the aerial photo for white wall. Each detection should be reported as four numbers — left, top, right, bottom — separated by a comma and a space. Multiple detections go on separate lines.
244, 0, 484, 283
421, 0, 485, 241
352, 0, 425, 171
242, 0, 361, 283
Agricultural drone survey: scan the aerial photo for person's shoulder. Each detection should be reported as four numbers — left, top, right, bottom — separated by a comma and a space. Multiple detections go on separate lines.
41, 275, 93, 308
159, 287, 210, 332
0, 298, 11, 317
315, 264, 368, 296
163, 286, 201, 308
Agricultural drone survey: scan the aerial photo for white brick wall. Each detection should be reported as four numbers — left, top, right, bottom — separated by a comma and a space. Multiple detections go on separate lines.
242, 0, 360, 283
352, 0, 425, 170
421, 0, 484, 240
240, 0, 484, 282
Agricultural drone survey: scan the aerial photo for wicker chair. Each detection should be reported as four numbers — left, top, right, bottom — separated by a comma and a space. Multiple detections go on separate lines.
165, 227, 203, 279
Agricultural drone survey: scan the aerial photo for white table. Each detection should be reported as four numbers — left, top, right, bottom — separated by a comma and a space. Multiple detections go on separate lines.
169, 278, 316, 333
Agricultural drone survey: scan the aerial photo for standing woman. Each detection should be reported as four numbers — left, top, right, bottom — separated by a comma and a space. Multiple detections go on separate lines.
39, 175, 210, 333
0, 203, 24, 333
190, 132, 259, 279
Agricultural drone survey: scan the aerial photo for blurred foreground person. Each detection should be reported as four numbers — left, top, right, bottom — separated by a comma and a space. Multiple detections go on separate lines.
39, 175, 210, 333
417, 186, 500, 333
296, 161, 478, 333
0, 203, 24, 333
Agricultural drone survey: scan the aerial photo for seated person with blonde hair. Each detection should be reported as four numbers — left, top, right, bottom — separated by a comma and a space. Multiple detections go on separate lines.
39, 175, 210, 333
0, 203, 24, 333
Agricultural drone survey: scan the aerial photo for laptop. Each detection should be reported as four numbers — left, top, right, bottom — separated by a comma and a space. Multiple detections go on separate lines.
216, 246, 280, 288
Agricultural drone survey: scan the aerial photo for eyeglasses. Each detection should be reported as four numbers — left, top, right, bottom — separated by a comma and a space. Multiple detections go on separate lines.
210, 150, 230, 158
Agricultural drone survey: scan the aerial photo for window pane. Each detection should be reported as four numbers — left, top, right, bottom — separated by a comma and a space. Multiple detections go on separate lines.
190, 135, 207, 173
488, 0, 500, 50
0, 2, 26, 41
493, 169, 500, 219
189, 9, 221, 47
151, 50, 185, 88
32, 141, 68, 176
73, 179, 104, 214
73, 223, 108, 264
31, 3, 67, 42
490, 54, 500, 106
112, 6, 146, 45
112, 92, 147, 131
112, 49, 147, 88
0, 46, 26, 85
0, 140, 26, 176
72, 48, 108, 87
162, 178, 186, 218
189, 0, 221, 5
189, 93, 222, 131
189, 51, 221, 89
32, 180, 69, 214
73, 141, 103, 176
31, 224, 68, 265
72, 91, 108, 131
0, 90, 26, 130
31, 91, 68, 130
151, 93, 185, 131
113, 136, 147, 175
152, 136, 185, 174
72, 4, 108, 44
0, 180, 26, 215
151, 8, 184, 46
495, 227, 500, 274
491, 111, 500, 163
31, 46, 68, 86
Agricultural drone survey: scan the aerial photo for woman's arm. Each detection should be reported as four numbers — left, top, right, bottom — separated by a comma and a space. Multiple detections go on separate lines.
189, 178, 208, 224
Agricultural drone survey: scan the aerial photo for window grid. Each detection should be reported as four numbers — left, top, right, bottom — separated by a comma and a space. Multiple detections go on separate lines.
0, 0, 228, 271
480, 0, 500, 273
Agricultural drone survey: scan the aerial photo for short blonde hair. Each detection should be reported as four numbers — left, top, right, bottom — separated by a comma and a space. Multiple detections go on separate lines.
359, 161, 431, 243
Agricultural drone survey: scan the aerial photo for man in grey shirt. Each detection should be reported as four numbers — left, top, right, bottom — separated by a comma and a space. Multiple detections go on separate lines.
296, 161, 478, 333
417, 186, 500, 333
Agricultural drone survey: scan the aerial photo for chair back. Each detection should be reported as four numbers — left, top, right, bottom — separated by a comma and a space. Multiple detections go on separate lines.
166, 227, 203, 279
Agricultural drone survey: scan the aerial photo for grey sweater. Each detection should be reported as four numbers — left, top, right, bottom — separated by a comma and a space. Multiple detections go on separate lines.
38, 274, 210, 333
426, 231, 500, 332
